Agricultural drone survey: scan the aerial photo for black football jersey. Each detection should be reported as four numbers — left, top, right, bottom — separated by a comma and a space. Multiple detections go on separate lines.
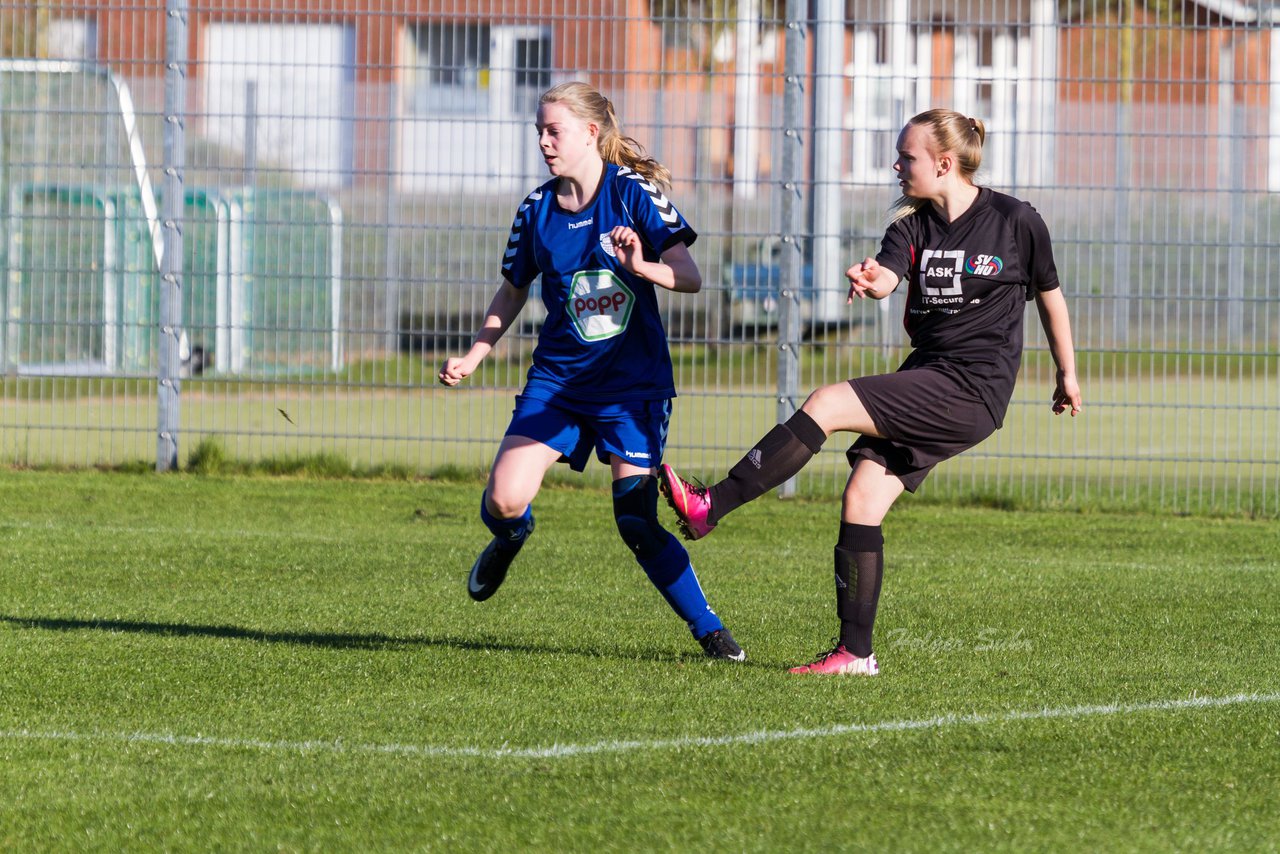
876, 187, 1061, 427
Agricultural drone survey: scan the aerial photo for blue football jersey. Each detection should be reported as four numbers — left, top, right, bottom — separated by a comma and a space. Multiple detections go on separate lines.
500, 163, 696, 403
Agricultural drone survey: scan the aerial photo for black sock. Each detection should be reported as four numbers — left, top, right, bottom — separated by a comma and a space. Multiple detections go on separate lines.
835, 522, 884, 657
707, 410, 826, 524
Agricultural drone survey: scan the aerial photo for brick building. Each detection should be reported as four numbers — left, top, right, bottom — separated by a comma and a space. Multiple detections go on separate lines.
33, 0, 1280, 192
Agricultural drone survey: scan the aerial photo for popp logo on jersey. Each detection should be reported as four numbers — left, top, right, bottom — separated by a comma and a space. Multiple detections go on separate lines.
965, 254, 1004, 276
568, 270, 634, 341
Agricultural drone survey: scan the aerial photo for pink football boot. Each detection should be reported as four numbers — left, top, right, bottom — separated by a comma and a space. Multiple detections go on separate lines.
658, 463, 716, 540
788, 644, 880, 675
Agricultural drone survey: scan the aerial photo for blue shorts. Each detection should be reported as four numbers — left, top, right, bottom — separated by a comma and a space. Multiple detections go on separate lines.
505, 388, 671, 472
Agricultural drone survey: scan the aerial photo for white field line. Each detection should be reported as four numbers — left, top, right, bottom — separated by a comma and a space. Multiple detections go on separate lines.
1, 691, 1276, 762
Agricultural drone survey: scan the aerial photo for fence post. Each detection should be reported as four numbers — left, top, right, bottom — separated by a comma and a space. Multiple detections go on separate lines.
776, 0, 806, 498
811, 6, 844, 324
384, 77, 402, 356
157, 0, 188, 471
244, 80, 258, 184
0, 78, 7, 375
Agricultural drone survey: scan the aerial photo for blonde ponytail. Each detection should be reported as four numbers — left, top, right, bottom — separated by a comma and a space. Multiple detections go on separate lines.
540, 82, 673, 192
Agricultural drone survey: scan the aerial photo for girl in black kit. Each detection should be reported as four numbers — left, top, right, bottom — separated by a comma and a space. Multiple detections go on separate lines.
661, 109, 1082, 675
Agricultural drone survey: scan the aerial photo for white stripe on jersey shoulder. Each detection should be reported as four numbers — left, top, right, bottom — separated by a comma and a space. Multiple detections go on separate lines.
617, 166, 682, 232
502, 188, 545, 271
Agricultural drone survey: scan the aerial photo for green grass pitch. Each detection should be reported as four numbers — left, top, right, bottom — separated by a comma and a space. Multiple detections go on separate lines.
1, 468, 1277, 851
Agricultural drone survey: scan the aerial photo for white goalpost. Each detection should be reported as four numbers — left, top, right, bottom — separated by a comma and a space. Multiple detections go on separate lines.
0, 59, 164, 376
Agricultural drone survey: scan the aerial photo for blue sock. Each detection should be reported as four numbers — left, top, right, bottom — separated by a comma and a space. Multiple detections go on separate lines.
479, 494, 534, 547
638, 532, 723, 638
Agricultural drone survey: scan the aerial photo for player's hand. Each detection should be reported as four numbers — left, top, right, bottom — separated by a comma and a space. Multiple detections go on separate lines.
438, 357, 472, 387
845, 257, 880, 301
1052, 371, 1082, 416
609, 226, 643, 272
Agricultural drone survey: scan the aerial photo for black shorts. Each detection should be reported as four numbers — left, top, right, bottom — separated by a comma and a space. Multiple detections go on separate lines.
846, 367, 997, 492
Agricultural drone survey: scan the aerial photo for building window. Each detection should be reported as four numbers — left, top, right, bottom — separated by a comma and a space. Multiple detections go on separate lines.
408, 22, 491, 115
848, 23, 931, 181
960, 25, 1020, 121
953, 25, 1028, 187
406, 23, 551, 117
511, 33, 552, 114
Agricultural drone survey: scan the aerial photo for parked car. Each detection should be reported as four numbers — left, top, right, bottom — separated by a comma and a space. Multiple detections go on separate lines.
727, 236, 884, 338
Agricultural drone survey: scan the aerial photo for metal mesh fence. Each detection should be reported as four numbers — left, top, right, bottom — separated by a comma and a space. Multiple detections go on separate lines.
0, 1, 1276, 516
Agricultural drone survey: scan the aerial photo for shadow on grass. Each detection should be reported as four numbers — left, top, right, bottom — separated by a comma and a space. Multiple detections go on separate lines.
0, 613, 698, 663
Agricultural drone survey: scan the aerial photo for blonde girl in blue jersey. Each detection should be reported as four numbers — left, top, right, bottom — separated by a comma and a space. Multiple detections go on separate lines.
439, 81, 744, 661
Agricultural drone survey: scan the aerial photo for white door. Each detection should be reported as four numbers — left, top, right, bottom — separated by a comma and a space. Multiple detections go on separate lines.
489, 26, 552, 119
203, 23, 355, 188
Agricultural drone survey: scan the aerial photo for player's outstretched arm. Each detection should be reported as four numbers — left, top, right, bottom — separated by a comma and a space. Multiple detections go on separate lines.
438, 280, 529, 387
1035, 287, 1082, 416
845, 257, 900, 301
